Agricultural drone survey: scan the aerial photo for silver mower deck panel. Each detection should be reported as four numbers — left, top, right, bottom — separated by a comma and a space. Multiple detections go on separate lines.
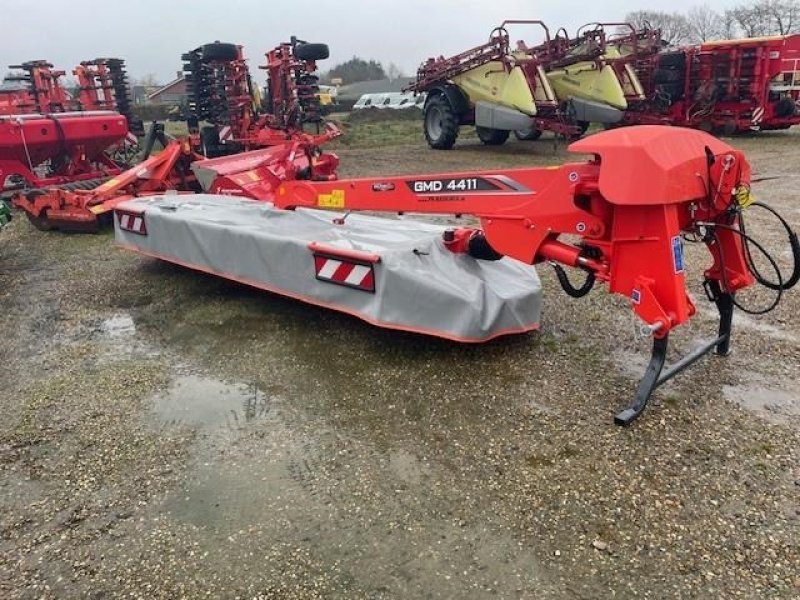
114, 195, 542, 342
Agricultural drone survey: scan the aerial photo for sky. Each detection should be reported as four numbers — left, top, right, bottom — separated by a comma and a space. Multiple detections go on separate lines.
1, 0, 742, 85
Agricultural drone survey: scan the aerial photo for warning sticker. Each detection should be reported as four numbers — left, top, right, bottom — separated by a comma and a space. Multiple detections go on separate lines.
318, 189, 345, 208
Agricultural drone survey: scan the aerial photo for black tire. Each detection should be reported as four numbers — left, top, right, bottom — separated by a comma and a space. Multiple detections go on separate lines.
656, 83, 684, 99
295, 43, 330, 61
658, 52, 686, 69
653, 69, 683, 84
566, 121, 590, 141
423, 95, 459, 149
719, 120, 738, 136
697, 120, 715, 134
201, 43, 239, 62
25, 195, 54, 231
476, 126, 510, 145
775, 97, 796, 118
514, 127, 542, 141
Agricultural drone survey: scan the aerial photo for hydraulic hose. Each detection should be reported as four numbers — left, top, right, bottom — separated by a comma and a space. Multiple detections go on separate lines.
740, 201, 800, 291
712, 223, 784, 315
552, 263, 596, 298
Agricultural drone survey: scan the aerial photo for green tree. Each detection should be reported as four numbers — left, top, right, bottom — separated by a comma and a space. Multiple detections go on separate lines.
322, 57, 386, 85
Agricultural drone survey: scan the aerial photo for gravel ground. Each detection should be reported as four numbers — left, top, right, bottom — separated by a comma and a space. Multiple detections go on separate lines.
0, 131, 799, 598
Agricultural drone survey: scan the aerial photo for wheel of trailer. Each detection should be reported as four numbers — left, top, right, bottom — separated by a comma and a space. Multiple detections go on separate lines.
295, 43, 330, 61
698, 120, 714, 134
721, 120, 738, 137
566, 121, 591, 141
653, 69, 683, 84
423, 95, 459, 150
476, 126, 510, 146
657, 52, 686, 68
26, 213, 55, 231
514, 127, 542, 141
775, 97, 796, 118
25, 201, 54, 231
200, 43, 239, 62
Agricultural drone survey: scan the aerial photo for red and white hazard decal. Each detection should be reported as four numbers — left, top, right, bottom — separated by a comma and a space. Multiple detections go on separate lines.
116, 210, 147, 235
313, 255, 375, 292
219, 126, 232, 142
752, 106, 765, 125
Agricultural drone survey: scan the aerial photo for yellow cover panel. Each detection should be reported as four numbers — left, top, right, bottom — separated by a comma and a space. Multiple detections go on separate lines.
547, 62, 628, 109
453, 61, 537, 115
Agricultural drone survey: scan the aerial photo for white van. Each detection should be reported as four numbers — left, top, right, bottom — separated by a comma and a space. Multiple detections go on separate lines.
353, 92, 425, 110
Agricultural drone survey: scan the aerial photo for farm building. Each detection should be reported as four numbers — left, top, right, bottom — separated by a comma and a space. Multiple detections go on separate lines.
336, 77, 416, 102
146, 72, 188, 105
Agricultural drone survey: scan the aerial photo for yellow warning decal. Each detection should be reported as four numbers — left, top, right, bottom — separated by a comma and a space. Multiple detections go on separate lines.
317, 189, 345, 208
88, 205, 108, 214
735, 184, 754, 208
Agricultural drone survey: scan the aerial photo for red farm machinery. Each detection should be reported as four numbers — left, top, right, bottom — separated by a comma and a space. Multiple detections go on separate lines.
13, 37, 340, 232
114, 125, 799, 424
406, 20, 665, 148
619, 33, 800, 133
0, 58, 141, 199
407, 21, 582, 149
182, 38, 340, 156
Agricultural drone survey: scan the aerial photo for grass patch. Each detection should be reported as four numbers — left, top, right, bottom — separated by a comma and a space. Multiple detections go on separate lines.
336, 116, 478, 148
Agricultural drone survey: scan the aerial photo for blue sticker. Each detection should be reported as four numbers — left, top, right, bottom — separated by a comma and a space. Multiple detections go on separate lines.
631, 289, 641, 304
672, 235, 685, 274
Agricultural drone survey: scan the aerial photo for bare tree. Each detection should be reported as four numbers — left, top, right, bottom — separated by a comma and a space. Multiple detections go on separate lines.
763, 0, 800, 33
728, 0, 800, 37
728, 3, 771, 36
385, 62, 406, 81
687, 4, 725, 42
625, 10, 693, 46
721, 10, 741, 38
133, 73, 160, 87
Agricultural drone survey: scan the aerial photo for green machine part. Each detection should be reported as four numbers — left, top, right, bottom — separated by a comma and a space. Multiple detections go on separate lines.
1, 199, 12, 229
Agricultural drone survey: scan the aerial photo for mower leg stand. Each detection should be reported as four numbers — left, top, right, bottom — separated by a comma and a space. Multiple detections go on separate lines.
712, 284, 734, 357
614, 335, 669, 426
614, 285, 735, 426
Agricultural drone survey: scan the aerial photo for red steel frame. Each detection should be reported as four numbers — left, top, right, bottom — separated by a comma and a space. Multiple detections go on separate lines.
1, 58, 138, 192
0, 111, 129, 190
274, 126, 758, 423
276, 126, 753, 340
13, 135, 202, 231
623, 34, 800, 132
187, 40, 341, 151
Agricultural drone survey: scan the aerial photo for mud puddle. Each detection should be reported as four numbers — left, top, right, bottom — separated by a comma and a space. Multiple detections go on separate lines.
723, 376, 800, 426
91, 311, 163, 367
141, 369, 555, 596
148, 374, 272, 433
99, 313, 137, 337
697, 305, 799, 344
155, 419, 556, 597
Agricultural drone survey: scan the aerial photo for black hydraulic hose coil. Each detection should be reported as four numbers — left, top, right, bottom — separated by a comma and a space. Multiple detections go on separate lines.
740, 201, 800, 291
552, 263, 596, 298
